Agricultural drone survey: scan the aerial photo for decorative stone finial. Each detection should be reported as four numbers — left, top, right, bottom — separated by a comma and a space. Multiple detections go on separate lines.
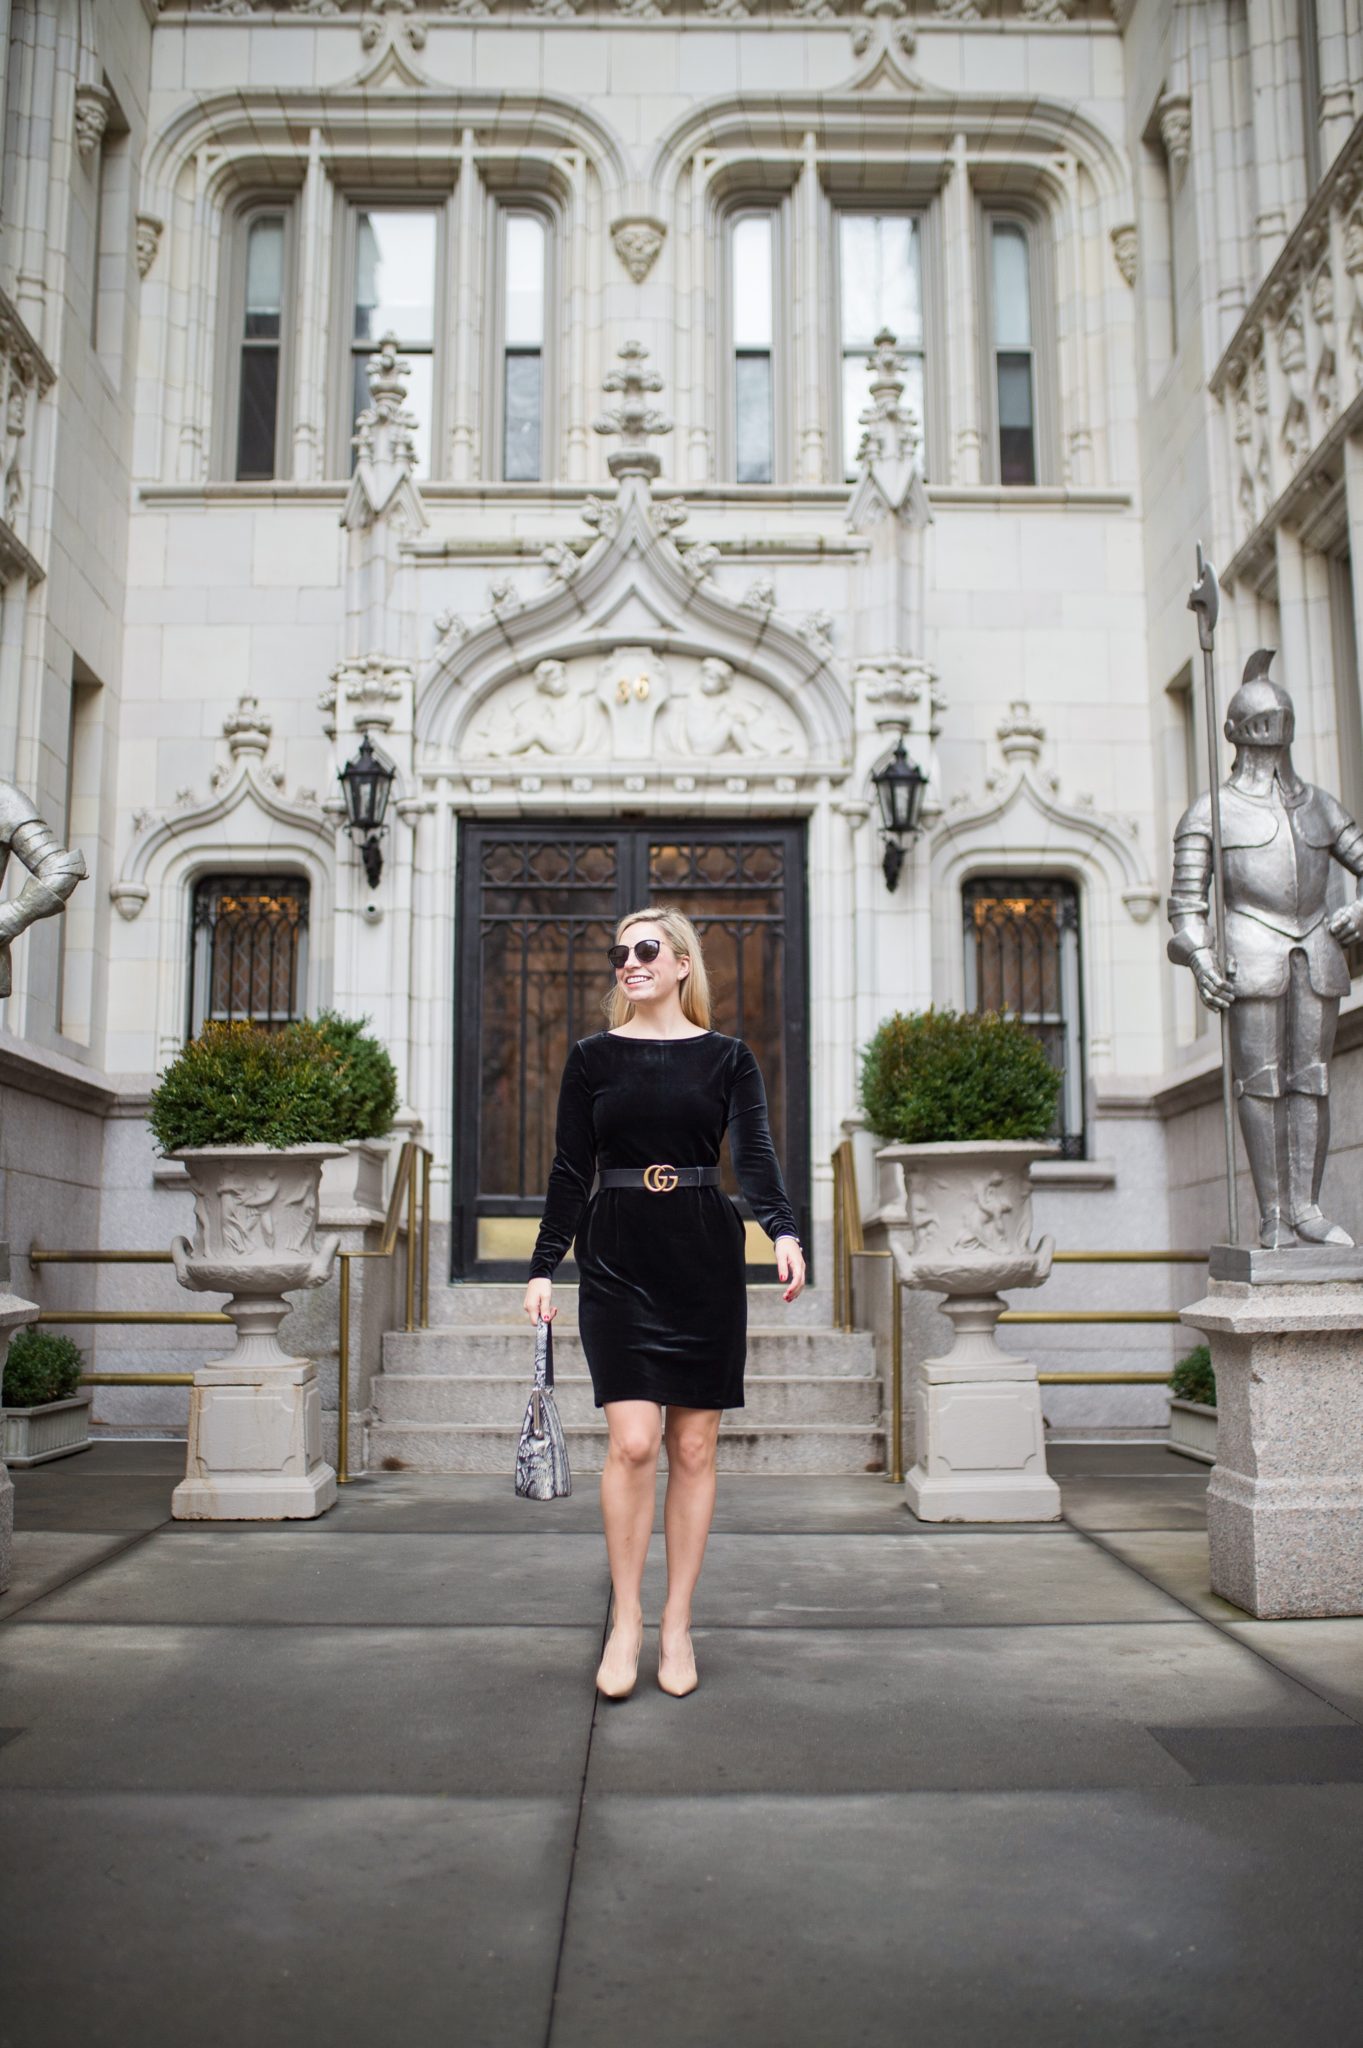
856, 329, 921, 470
352, 333, 418, 474
223, 694, 273, 759
593, 340, 673, 481
997, 700, 1046, 765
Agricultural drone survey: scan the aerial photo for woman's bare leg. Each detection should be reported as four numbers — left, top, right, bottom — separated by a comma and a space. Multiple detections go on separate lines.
659, 1406, 721, 1687
600, 1399, 662, 1638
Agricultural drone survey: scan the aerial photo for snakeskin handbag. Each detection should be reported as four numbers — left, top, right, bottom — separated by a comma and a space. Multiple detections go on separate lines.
515, 1313, 572, 1500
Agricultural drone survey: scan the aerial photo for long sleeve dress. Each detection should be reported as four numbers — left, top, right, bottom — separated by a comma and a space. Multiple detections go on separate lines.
528, 1030, 800, 1409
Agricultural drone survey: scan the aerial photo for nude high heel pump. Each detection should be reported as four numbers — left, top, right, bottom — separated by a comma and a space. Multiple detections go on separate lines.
596, 1617, 644, 1700
657, 1627, 698, 1698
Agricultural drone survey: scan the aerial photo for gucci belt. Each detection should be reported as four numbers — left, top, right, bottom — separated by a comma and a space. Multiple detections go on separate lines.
597, 1165, 722, 1193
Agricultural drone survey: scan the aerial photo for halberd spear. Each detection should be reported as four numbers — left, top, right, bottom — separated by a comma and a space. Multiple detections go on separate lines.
1187, 542, 1239, 1245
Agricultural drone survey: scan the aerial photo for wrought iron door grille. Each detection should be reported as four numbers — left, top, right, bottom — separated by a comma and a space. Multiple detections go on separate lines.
455, 821, 809, 1279
962, 876, 1085, 1158
188, 874, 310, 1037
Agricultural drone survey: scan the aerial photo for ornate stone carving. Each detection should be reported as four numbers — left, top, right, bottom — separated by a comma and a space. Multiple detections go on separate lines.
73, 84, 111, 162
438, 0, 487, 16
581, 494, 620, 540
527, 0, 583, 14
541, 539, 583, 586
701, 0, 753, 16
1020, 0, 1072, 19
662, 658, 798, 759
470, 659, 607, 758
614, 0, 668, 16
740, 576, 777, 618
593, 340, 672, 481
1110, 224, 1137, 286
1157, 92, 1191, 180
679, 541, 718, 584
787, 0, 840, 15
135, 214, 164, 280
610, 218, 666, 285
487, 576, 522, 618
853, 655, 936, 707
329, 654, 412, 734
931, 0, 982, 19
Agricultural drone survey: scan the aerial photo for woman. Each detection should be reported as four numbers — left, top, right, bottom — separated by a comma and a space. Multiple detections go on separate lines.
522, 905, 806, 1701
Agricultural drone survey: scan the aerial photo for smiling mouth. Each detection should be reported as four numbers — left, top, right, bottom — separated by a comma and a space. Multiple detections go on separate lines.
624, 975, 653, 990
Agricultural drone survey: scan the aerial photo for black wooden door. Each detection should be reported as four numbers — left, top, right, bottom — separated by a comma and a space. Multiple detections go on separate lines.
452, 820, 809, 1281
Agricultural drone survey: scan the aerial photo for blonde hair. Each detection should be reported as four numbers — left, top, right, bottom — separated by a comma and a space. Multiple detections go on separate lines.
604, 905, 713, 1029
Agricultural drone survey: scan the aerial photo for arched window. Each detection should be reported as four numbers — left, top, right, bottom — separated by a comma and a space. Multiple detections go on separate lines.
963, 876, 1084, 1156
731, 212, 776, 484
188, 874, 311, 1038
984, 218, 1041, 486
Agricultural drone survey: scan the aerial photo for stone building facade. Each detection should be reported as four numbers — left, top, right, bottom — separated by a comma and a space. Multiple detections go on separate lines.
1, 0, 1360, 1448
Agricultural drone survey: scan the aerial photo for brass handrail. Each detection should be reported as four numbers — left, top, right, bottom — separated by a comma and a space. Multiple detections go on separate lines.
830, 1139, 864, 1333
336, 1139, 434, 1485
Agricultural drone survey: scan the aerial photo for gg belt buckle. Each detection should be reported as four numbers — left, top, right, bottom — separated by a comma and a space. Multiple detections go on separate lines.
643, 1162, 679, 1193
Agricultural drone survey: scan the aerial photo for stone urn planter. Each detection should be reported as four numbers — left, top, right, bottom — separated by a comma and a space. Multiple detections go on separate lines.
881, 1141, 1062, 1522
1168, 1396, 1217, 1465
2, 1392, 91, 1468
169, 1144, 345, 1520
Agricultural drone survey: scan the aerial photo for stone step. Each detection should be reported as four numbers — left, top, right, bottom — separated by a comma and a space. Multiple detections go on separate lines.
422, 1281, 836, 1329
365, 1419, 887, 1476
382, 1324, 878, 1376
372, 1371, 882, 1427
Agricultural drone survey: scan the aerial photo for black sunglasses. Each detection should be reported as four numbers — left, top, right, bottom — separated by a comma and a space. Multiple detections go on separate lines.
606, 938, 663, 970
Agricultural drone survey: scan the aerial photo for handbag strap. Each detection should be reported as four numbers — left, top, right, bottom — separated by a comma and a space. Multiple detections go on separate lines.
535, 1312, 555, 1390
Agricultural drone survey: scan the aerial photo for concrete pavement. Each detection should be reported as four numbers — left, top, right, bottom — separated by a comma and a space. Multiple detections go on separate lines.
3, 1442, 1362, 2047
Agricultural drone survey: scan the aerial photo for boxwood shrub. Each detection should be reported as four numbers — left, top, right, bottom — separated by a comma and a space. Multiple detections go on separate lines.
1170, 1343, 1216, 1408
859, 1008, 1062, 1145
311, 1011, 398, 1143
3, 1328, 84, 1408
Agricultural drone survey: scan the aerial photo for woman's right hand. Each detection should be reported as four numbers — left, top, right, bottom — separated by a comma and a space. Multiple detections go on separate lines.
524, 1277, 556, 1323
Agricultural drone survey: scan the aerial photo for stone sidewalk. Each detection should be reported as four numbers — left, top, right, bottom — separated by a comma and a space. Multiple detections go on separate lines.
3, 1442, 1363, 2048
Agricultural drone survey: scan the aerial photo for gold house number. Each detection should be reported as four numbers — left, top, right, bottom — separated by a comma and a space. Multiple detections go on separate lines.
616, 673, 650, 703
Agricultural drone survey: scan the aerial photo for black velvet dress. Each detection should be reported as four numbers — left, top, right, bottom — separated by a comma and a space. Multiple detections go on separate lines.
528, 1030, 800, 1410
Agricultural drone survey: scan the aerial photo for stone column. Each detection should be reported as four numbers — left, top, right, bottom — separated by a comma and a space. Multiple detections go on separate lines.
291, 128, 333, 483
1312, 0, 1356, 171
1182, 1264, 1363, 1617
941, 135, 981, 486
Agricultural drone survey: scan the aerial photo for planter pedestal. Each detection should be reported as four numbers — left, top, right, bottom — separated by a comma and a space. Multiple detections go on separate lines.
1181, 1268, 1363, 1618
173, 1361, 335, 1520
168, 1145, 344, 1523
905, 1291, 1062, 1523
879, 1141, 1062, 1524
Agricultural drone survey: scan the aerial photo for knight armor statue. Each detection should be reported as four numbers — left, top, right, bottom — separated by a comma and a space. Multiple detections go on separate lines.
1167, 652, 1363, 1249
0, 778, 87, 998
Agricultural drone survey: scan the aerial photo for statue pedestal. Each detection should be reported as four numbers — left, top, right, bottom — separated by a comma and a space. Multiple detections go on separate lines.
1182, 1269, 1363, 1618
172, 1363, 336, 1521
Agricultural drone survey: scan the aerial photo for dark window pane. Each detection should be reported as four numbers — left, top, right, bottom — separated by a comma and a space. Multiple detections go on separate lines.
236, 347, 279, 481
504, 350, 542, 481
997, 352, 1035, 485
963, 878, 1083, 1156
735, 353, 773, 484
189, 874, 309, 1037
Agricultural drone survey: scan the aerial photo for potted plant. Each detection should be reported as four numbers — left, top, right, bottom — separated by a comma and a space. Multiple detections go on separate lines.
860, 1008, 1063, 1523
148, 1019, 354, 1520
1168, 1343, 1217, 1465
311, 1010, 400, 1217
1, 1329, 91, 1467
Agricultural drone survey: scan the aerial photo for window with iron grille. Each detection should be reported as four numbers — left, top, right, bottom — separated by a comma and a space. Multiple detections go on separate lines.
188, 875, 310, 1038
962, 876, 1085, 1158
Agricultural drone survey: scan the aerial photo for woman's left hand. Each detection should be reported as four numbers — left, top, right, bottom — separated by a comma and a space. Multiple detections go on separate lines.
775, 1235, 806, 1303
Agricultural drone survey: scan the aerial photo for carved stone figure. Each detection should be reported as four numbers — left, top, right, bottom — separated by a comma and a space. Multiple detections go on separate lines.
1167, 654, 1363, 1248
664, 658, 796, 759
0, 778, 87, 997
471, 659, 604, 757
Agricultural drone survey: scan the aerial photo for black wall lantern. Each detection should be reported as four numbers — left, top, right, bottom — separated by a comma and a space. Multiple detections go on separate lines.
870, 732, 929, 893
337, 734, 397, 890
